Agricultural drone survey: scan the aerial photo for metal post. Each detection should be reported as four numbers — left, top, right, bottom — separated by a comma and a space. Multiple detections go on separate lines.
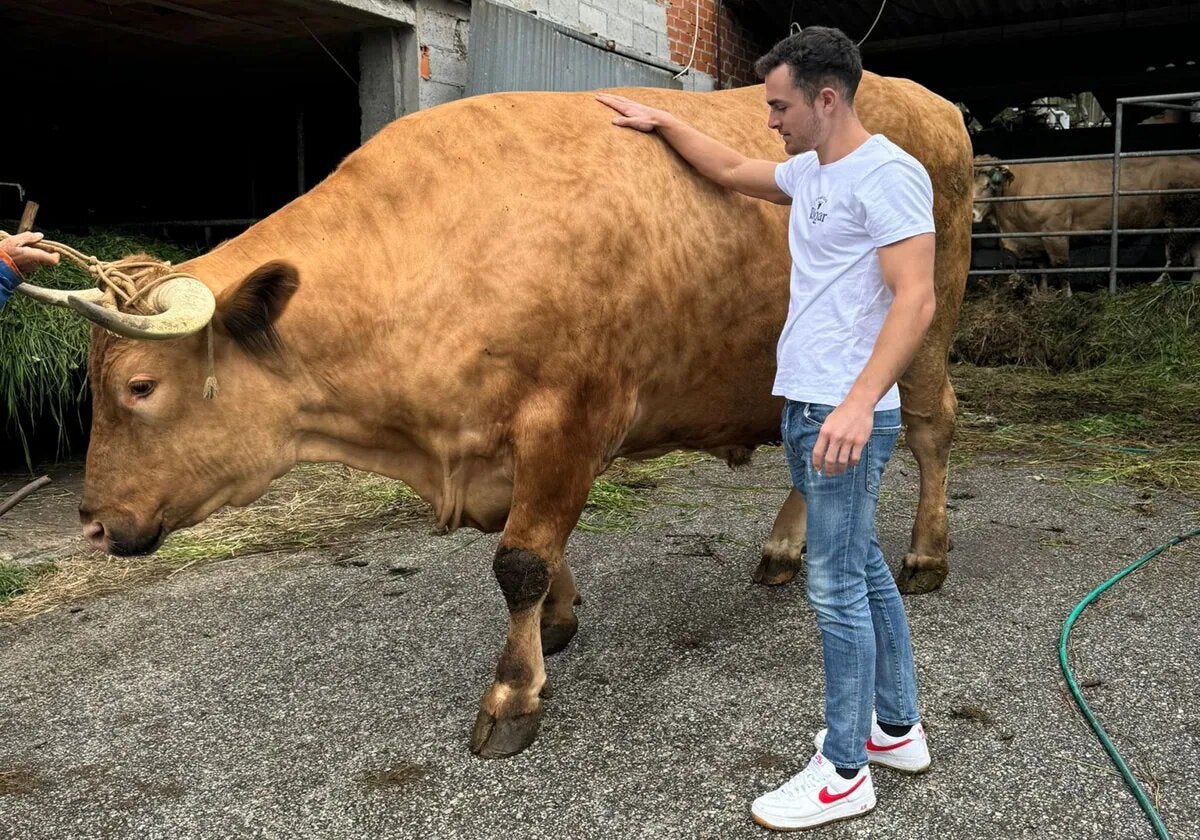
1109, 102, 1123, 294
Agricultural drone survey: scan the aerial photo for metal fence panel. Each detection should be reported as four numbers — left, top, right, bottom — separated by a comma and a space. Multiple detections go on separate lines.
466, 0, 682, 95
971, 91, 1200, 290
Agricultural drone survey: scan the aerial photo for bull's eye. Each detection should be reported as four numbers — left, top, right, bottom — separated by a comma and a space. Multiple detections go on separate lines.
128, 378, 157, 399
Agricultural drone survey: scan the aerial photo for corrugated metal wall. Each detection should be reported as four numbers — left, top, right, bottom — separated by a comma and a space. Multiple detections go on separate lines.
466, 0, 682, 95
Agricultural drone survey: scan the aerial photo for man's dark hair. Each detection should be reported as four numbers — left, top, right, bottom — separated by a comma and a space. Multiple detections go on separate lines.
754, 27, 863, 104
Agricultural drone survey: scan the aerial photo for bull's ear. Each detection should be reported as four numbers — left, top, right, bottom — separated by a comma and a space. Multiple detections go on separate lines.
214, 260, 299, 356
999, 166, 1014, 185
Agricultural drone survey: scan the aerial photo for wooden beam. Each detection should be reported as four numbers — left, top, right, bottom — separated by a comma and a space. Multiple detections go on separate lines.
134, 1, 284, 36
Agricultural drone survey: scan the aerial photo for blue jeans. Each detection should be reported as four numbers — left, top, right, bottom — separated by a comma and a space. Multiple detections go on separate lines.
781, 400, 921, 769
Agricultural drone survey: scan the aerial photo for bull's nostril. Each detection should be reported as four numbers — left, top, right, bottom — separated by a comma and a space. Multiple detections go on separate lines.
83, 521, 106, 549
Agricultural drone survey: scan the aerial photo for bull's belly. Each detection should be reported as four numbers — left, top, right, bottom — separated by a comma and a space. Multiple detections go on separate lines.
617, 393, 786, 461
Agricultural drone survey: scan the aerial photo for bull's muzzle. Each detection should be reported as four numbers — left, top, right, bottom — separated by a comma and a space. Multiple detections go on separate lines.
79, 507, 166, 556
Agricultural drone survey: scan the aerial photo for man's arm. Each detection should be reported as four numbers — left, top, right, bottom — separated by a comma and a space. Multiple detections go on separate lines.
810, 233, 937, 475
596, 94, 790, 205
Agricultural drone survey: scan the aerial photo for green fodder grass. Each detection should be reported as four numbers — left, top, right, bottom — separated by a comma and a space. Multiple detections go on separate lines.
580, 452, 709, 533
0, 232, 199, 462
0, 561, 56, 602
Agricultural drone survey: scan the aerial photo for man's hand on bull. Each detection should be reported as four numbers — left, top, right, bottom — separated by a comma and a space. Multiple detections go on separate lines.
811, 399, 875, 477
1, 231, 60, 275
596, 94, 672, 132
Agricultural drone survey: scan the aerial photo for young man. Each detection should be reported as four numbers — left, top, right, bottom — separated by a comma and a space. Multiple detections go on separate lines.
598, 27, 934, 832
1, 231, 60, 310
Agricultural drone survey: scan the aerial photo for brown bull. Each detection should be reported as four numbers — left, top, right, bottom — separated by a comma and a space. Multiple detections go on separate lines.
24, 75, 971, 758
973, 153, 1200, 278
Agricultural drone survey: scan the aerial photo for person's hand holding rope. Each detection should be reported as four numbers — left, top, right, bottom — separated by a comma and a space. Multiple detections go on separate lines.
0, 231, 60, 309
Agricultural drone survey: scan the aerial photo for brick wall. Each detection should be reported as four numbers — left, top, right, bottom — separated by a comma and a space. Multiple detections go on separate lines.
665, 0, 761, 88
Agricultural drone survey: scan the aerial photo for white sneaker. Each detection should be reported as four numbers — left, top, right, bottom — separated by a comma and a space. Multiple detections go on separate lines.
750, 752, 875, 832
814, 717, 931, 774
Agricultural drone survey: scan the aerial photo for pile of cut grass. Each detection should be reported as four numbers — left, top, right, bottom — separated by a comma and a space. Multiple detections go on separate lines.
0, 232, 199, 463
0, 463, 425, 621
1, 453, 708, 620
952, 280, 1200, 374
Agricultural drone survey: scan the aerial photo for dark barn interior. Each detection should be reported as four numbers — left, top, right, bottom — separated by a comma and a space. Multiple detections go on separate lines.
0, 2, 370, 239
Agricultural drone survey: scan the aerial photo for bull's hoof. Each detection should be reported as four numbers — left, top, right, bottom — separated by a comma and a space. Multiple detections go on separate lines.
541, 615, 579, 655
895, 554, 948, 594
470, 706, 543, 759
753, 549, 804, 586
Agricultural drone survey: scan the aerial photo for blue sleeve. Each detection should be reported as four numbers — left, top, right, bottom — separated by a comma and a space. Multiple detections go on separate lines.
856, 158, 936, 247
0, 257, 21, 310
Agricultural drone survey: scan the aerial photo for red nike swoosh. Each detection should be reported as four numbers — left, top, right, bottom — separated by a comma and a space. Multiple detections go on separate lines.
867, 737, 913, 752
817, 775, 866, 804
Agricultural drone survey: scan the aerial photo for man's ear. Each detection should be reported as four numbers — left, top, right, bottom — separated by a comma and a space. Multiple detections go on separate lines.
214, 260, 300, 356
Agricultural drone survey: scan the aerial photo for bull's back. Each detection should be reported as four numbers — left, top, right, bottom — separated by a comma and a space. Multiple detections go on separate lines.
340, 87, 795, 445
312, 79, 970, 450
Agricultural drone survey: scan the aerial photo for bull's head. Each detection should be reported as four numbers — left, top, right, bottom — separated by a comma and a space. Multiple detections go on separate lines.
972, 156, 1013, 224
23, 261, 300, 555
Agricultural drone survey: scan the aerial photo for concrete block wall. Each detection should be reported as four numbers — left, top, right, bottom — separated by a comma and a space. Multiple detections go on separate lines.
354, 0, 765, 134
415, 0, 473, 109
505, 0, 672, 65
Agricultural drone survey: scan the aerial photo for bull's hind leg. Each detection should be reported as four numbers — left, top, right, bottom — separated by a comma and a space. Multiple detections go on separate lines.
754, 488, 807, 585
541, 560, 581, 655
469, 402, 601, 759
897, 372, 957, 594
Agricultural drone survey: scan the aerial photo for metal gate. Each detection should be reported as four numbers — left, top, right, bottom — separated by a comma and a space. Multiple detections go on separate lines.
466, 0, 683, 95
970, 91, 1200, 293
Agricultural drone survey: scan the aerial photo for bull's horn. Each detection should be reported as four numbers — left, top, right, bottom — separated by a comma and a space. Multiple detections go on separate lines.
14, 283, 106, 307
65, 277, 216, 340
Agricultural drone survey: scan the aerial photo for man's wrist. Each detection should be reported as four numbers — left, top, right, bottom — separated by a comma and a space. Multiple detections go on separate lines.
842, 387, 880, 411
655, 111, 680, 133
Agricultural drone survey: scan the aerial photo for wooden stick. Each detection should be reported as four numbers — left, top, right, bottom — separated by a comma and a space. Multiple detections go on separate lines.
0, 476, 51, 519
17, 201, 39, 234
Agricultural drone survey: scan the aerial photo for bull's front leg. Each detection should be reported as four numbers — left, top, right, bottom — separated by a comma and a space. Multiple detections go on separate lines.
469, 544, 555, 759
469, 407, 598, 759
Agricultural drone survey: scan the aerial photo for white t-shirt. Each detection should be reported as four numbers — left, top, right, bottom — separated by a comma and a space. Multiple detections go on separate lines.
772, 134, 935, 411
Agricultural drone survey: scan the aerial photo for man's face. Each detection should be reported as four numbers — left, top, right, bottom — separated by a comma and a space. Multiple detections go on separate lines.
764, 65, 828, 156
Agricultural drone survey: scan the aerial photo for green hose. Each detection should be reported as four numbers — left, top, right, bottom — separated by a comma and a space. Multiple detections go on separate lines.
1059, 526, 1200, 840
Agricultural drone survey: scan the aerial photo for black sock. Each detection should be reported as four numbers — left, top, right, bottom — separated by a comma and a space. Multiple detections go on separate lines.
878, 719, 915, 738
834, 766, 860, 779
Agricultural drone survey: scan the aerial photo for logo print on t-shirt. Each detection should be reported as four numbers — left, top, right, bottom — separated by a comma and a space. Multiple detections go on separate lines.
809, 196, 828, 224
